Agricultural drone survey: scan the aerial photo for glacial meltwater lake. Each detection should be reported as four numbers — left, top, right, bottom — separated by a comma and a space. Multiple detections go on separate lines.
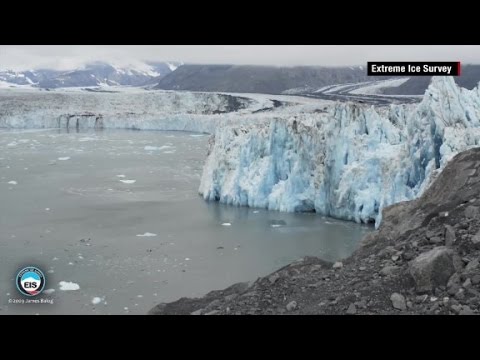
0, 129, 371, 314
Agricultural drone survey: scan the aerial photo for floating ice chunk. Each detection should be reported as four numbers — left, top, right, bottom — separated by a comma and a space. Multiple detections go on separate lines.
270, 224, 282, 228
136, 232, 157, 237
185, 257, 190, 261
163, 151, 176, 154
7, 142, 17, 147
91, 297, 103, 305
59, 281, 80, 291
47, 269, 54, 274
120, 180, 136, 184
221, 223, 231, 226
253, 210, 259, 214
190, 134, 206, 137
144, 145, 173, 151
45, 208, 50, 211
7, 181, 17, 185
68, 262, 74, 265
79, 137, 97, 142
137, 295, 143, 298
43, 289, 55, 295
116, 175, 126, 178
58, 157, 70, 161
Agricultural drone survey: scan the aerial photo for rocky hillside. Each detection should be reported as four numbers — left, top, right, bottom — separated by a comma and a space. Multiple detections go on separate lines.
150, 147, 480, 315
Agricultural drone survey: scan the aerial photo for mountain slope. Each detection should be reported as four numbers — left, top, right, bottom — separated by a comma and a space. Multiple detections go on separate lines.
154, 65, 384, 94
382, 64, 480, 95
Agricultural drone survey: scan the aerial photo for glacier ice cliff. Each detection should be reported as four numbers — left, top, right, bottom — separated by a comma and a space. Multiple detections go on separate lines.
199, 77, 480, 227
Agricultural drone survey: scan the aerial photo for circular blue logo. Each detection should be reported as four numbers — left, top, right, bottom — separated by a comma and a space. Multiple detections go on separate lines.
16, 266, 46, 297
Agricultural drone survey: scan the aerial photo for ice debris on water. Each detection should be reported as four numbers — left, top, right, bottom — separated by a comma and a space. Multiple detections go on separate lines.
136, 232, 157, 237
91, 297, 104, 305
59, 281, 80, 291
119, 180, 136, 184
57, 157, 70, 161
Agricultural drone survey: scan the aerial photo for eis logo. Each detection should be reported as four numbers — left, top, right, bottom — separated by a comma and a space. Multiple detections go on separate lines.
16, 267, 46, 296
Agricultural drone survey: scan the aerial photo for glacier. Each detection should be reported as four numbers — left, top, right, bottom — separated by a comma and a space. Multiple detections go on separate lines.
0, 87, 322, 134
199, 77, 480, 228
2, 78, 480, 228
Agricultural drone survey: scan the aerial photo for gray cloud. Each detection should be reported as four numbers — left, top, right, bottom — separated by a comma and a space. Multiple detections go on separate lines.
1, 45, 479, 71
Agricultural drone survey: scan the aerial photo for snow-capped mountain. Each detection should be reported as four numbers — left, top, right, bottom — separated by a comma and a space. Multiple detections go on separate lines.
199, 77, 480, 228
0, 61, 182, 88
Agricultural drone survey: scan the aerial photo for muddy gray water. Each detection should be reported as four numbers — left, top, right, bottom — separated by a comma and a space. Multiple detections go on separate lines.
0, 129, 371, 314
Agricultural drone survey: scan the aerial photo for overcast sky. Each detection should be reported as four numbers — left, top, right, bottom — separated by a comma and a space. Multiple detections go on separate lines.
1, 45, 479, 71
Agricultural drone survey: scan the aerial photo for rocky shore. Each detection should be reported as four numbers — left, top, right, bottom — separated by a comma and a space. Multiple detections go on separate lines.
149, 147, 480, 315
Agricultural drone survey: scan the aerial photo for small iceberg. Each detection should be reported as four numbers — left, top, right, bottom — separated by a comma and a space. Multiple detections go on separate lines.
269, 220, 287, 228
7, 180, 17, 185
144, 145, 173, 151
120, 180, 136, 184
58, 157, 71, 161
136, 232, 157, 237
59, 281, 80, 291
91, 297, 104, 305
221, 223, 232, 226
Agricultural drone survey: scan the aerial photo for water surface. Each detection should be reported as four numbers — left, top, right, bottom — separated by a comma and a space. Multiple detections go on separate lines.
0, 129, 371, 314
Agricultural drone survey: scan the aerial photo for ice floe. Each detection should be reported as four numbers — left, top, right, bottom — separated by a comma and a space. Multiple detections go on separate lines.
136, 232, 157, 237
91, 297, 104, 305
59, 281, 80, 291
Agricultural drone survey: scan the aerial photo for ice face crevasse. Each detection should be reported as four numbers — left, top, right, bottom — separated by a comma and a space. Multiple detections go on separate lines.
199, 77, 480, 228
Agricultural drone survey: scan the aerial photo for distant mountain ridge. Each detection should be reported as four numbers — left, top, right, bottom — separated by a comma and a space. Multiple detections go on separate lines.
0, 61, 182, 88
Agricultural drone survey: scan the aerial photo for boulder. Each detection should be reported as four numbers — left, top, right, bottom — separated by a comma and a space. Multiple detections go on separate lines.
409, 247, 456, 293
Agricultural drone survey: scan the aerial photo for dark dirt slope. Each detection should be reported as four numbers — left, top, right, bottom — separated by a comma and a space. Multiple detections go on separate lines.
149, 148, 480, 315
